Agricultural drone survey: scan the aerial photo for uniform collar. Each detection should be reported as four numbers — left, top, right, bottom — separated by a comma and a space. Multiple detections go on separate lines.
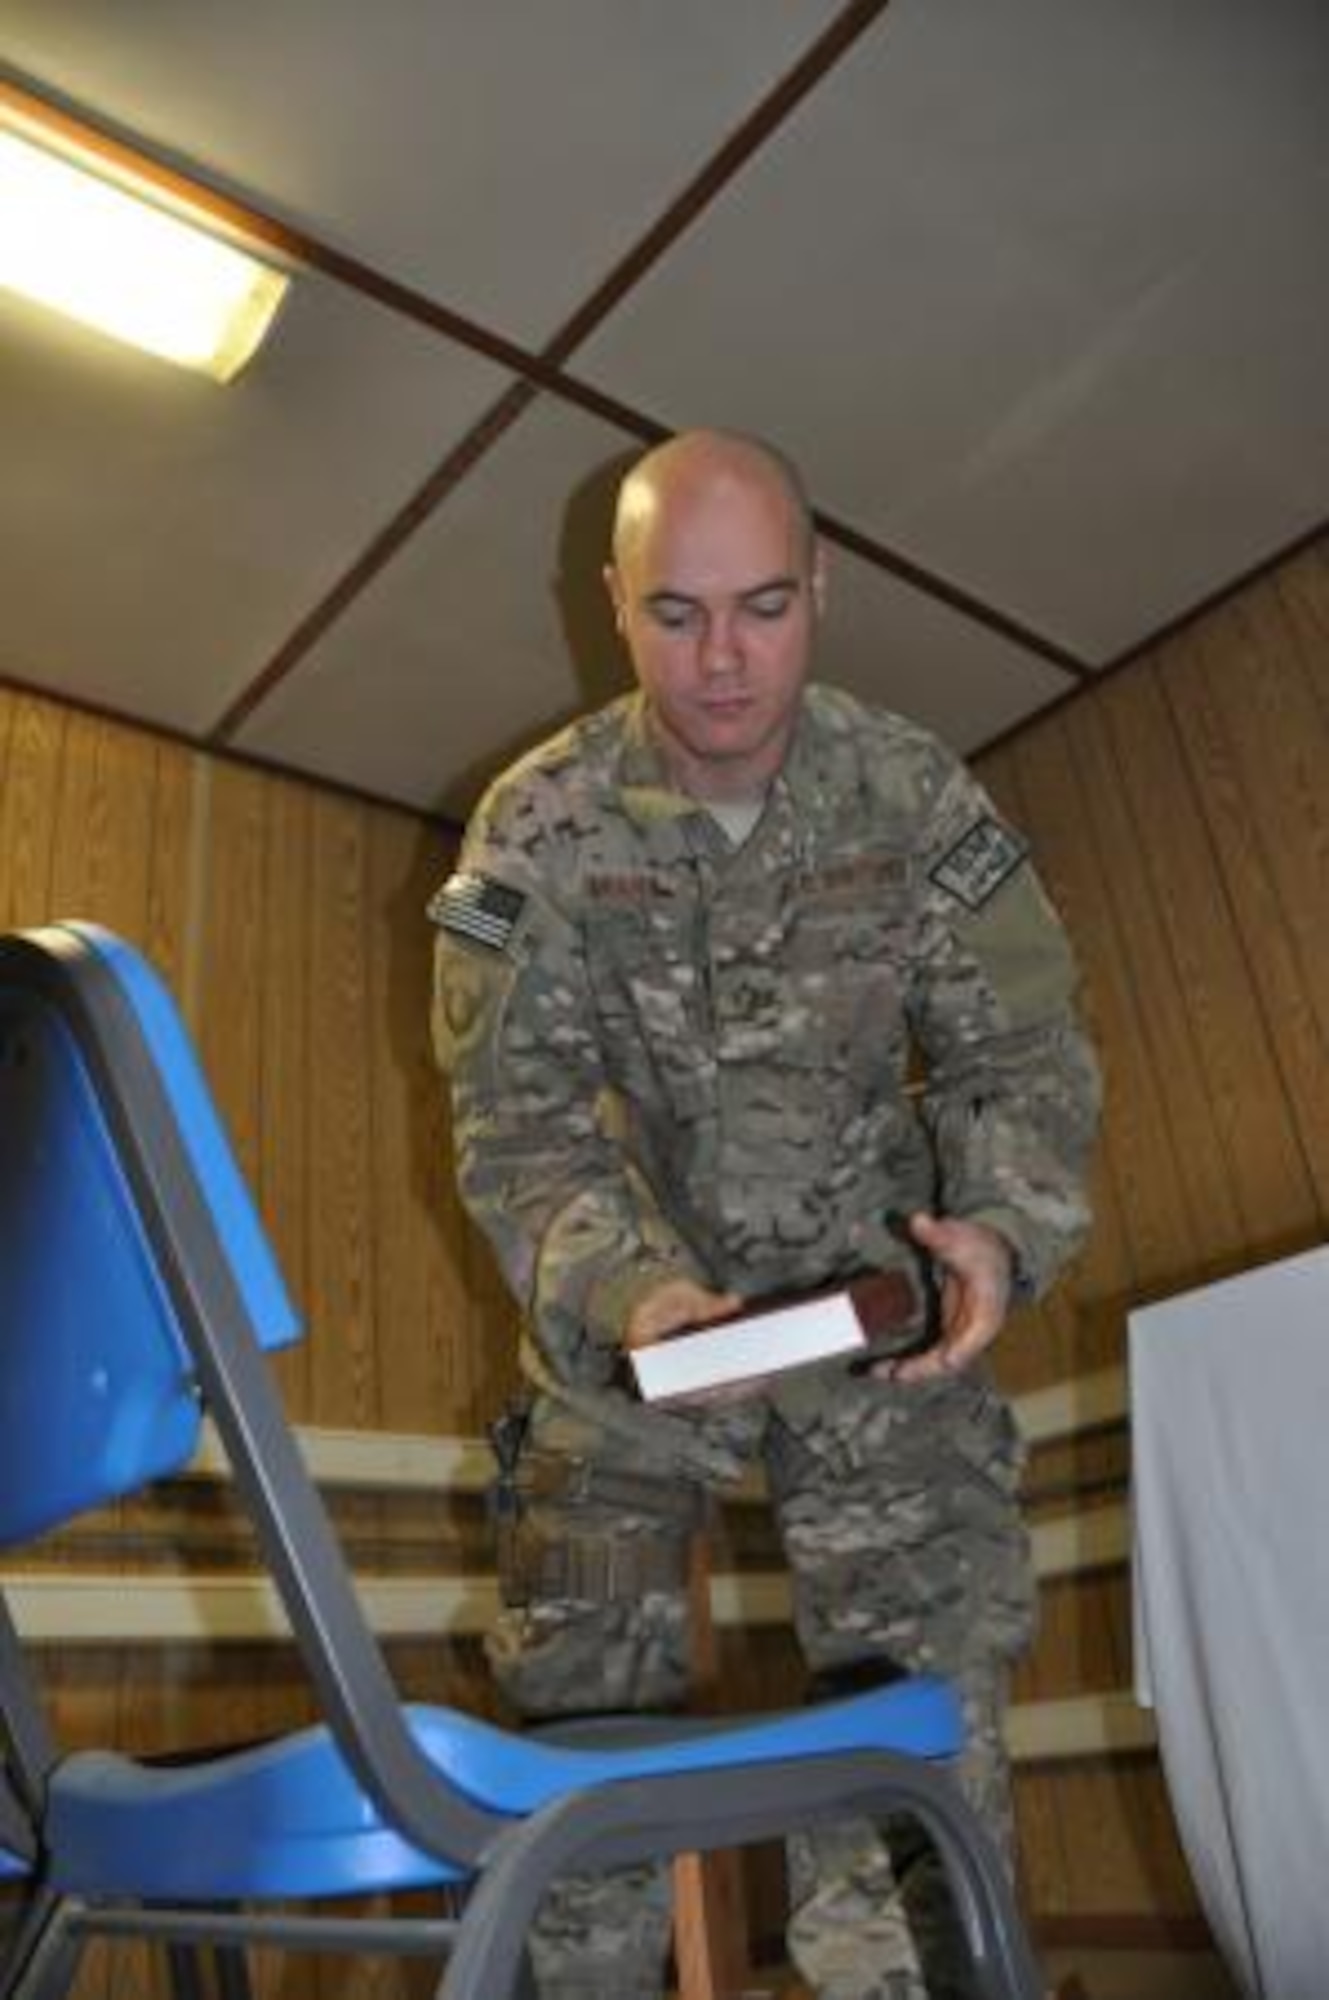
615, 697, 711, 829
613, 690, 832, 831
778, 691, 834, 818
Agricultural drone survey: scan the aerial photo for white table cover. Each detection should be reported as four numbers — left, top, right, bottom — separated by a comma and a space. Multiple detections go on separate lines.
1130, 1244, 1329, 2000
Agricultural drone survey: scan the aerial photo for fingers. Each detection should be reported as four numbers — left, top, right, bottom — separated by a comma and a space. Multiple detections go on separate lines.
872, 1211, 1014, 1385
624, 1278, 743, 1350
884, 1317, 991, 1384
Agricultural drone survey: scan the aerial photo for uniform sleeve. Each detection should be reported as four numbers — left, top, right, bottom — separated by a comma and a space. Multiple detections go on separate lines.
429, 819, 706, 1387
903, 753, 1101, 1300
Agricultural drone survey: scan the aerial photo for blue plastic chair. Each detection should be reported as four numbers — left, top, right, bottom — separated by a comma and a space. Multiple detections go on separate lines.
0, 1768, 33, 1887
0, 921, 1043, 2000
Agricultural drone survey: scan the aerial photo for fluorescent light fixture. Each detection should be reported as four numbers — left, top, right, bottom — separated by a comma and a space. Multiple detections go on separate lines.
0, 126, 289, 381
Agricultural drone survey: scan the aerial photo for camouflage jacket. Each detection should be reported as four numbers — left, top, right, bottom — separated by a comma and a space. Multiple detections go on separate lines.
431, 684, 1099, 1395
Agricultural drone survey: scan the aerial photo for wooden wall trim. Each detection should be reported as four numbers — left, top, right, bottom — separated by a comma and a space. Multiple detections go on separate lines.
6, 1571, 498, 1645
3, 1570, 1153, 1764
1006, 1691, 1155, 1762
1016, 1364, 1126, 1443
185, 1361, 1129, 1496
3, 1506, 1131, 1645
188, 1419, 494, 1492
1031, 1503, 1129, 1579
6, 1359, 1137, 1648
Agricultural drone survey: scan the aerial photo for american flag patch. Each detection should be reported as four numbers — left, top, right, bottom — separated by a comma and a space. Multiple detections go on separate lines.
429, 872, 527, 953
930, 817, 1027, 912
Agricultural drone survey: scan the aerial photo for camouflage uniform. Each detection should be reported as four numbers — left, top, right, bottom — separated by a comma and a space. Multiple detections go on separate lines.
431, 684, 1099, 1999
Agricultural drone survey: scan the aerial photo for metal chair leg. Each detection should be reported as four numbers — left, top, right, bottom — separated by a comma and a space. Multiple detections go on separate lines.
0, 1895, 84, 2000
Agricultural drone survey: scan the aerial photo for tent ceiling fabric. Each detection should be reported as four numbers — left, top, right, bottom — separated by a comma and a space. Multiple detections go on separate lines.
2, 0, 1328, 818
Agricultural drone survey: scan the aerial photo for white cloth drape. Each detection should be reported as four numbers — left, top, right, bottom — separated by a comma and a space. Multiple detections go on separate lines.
1130, 1244, 1329, 2000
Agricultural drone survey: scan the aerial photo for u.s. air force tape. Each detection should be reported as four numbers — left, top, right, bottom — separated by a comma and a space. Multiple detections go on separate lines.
929, 816, 1027, 912
429, 871, 527, 952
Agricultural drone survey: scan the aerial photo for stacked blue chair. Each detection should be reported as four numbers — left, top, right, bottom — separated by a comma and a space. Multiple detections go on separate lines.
0, 921, 1044, 2000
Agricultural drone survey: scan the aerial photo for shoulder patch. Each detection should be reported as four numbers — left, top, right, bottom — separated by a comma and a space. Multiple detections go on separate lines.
930, 816, 1027, 912
428, 871, 527, 953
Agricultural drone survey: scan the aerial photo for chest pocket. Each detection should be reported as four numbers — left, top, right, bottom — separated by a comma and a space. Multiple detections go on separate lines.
772, 890, 912, 1084
584, 903, 715, 1117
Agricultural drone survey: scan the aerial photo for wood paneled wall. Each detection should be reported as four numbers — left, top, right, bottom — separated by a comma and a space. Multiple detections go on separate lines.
4, 531, 1327, 1989
979, 535, 1329, 1960
983, 543, 1329, 1395
0, 692, 521, 1438
0, 694, 511, 1999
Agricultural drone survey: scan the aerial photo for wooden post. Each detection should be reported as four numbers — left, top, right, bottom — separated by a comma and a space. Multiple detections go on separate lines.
671, 1531, 758, 2000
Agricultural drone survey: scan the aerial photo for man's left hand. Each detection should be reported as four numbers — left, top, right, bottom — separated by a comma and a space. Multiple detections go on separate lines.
872, 1212, 1015, 1385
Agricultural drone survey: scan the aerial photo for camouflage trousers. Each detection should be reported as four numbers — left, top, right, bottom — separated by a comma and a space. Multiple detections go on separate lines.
487, 1362, 1037, 2000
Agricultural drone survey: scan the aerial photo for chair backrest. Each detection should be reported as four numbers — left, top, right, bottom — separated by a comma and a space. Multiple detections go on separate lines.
0, 921, 507, 1866
0, 923, 297, 1545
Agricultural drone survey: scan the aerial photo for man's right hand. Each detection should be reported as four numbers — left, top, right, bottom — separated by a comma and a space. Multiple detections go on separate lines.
624, 1278, 743, 1350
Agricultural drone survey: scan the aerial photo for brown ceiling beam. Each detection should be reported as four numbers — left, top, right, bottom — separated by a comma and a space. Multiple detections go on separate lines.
5, 47, 886, 448
209, 0, 1085, 739
972, 511, 1329, 767
2, 49, 1092, 740
210, 378, 548, 741
211, 381, 1087, 749
0, 668, 450, 828
543, 0, 897, 362
816, 515, 1091, 679
0, 68, 647, 422
3, 0, 895, 381
211, 1, 961, 743
1095, 510, 1329, 679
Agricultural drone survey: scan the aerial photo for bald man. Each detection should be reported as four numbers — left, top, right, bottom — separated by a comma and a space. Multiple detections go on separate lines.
431, 430, 1099, 1999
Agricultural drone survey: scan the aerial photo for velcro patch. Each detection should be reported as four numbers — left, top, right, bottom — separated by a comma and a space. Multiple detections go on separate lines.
930, 817, 1027, 912
429, 871, 527, 953
807, 853, 909, 901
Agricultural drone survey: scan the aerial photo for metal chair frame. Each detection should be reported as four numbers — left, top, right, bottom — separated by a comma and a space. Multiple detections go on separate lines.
0, 922, 1044, 2000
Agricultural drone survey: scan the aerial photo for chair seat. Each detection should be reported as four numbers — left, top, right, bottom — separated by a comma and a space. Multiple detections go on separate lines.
47, 1676, 962, 1900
